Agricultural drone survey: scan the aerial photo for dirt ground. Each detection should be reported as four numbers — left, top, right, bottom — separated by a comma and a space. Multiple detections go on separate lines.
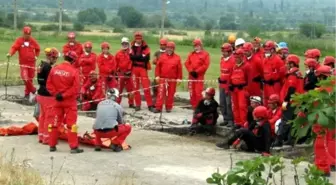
0, 87, 335, 185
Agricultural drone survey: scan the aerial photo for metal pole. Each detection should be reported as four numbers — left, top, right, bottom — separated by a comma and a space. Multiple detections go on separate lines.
13, 0, 17, 31
5, 58, 10, 100
59, 0, 63, 33
160, 0, 167, 38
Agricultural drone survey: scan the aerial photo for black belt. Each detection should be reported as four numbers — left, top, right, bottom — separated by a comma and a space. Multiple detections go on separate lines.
96, 128, 114, 132
263, 80, 280, 85
218, 78, 227, 84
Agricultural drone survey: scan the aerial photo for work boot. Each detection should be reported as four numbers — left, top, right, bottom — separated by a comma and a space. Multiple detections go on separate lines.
129, 104, 136, 109
188, 124, 198, 136
216, 142, 229, 149
166, 109, 172, 113
152, 108, 161, 113
331, 165, 336, 172
219, 121, 229, 126
148, 106, 155, 112
70, 148, 84, 154
272, 138, 283, 148
49, 147, 57, 152
94, 146, 102, 152
111, 144, 123, 152
134, 106, 141, 111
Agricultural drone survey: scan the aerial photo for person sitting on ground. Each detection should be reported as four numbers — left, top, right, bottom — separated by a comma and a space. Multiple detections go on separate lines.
216, 106, 272, 155
80, 71, 105, 111
245, 96, 262, 130
189, 87, 219, 136
267, 94, 282, 138
93, 88, 132, 152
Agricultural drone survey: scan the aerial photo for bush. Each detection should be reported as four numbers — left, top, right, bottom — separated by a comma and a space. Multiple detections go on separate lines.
113, 27, 126, 33
299, 23, 326, 38
167, 30, 187, 36
118, 6, 145, 28
40, 24, 68, 31
77, 8, 106, 24
247, 25, 261, 37
106, 17, 124, 28
236, 31, 245, 38
73, 22, 84, 31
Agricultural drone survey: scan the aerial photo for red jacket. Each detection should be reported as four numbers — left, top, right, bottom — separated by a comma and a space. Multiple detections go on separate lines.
218, 55, 235, 90
155, 53, 182, 79
184, 50, 210, 79
130, 41, 151, 70
81, 79, 105, 101
254, 48, 264, 61
230, 62, 251, 86
46, 61, 80, 102
79, 52, 97, 76
263, 54, 285, 83
280, 67, 304, 103
9, 37, 40, 65
115, 49, 132, 72
62, 42, 83, 68
97, 53, 116, 77
246, 54, 263, 96
268, 107, 282, 134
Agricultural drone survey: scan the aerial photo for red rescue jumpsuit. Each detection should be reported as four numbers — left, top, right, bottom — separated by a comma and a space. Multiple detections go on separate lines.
94, 124, 132, 146
279, 68, 304, 103
254, 48, 264, 61
230, 62, 251, 126
218, 56, 235, 92
246, 54, 263, 97
80, 79, 105, 111
97, 53, 117, 91
115, 49, 134, 105
46, 61, 80, 149
78, 53, 97, 85
268, 107, 282, 136
9, 37, 40, 96
155, 53, 182, 111
130, 41, 153, 107
263, 54, 285, 105
62, 42, 83, 68
184, 50, 210, 109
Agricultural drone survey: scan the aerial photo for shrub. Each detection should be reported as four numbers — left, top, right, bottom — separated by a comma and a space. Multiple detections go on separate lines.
40, 24, 68, 31
299, 23, 326, 38
247, 25, 261, 37
73, 22, 84, 31
167, 30, 188, 36
236, 31, 245, 38
113, 27, 126, 33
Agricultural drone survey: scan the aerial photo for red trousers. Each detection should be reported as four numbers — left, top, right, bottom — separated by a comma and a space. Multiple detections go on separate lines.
314, 135, 330, 174
188, 80, 204, 109
94, 124, 132, 146
327, 129, 336, 166
48, 100, 79, 149
248, 81, 262, 97
155, 79, 177, 111
82, 101, 98, 111
132, 67, 153, 107
117, 76, 134, 105
100, 76, 117, 93
263, 82, 281, 105
20, 65, 36, 96
231, 88, 248, 126
36, 95, 53, 144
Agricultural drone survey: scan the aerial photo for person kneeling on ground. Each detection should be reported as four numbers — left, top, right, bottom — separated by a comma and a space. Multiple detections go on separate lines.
189, 87, 219, 136
93, 88, 132, 152
216, 106, 272, 155
80, 71, 105, 111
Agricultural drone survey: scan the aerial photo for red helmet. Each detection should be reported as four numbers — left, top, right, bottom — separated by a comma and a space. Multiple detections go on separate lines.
205, 87, 215, 96
84, 41, 92, 48
304, 58, 318, 68
167, 41, 175, 49
253, 37, 262, 44
193, 38, 202, 46
304, 49, 311, 58
23, 26, 32, 35
315, 66, 332, 77
67, 32, 76, 39
324, 56, 335, 66
305, 49, 321, 58
286, 54, 300, 66
101, 42, 110, 49
48, 48, 59, 58
65, 51, 78, 62
221, 43, 232, 52
264, 41, 276, 50
160, 38, 168, 45
253, 106, 268, 119
134, 31, 143, 39
234, 48, 245, 57
242, 42, 253, 52
268, 94, 280, 104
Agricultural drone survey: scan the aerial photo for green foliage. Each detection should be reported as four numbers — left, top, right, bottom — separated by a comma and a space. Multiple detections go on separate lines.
0, 13, 25, 29
117, 6, 145, 28
167, 30, 187, 36
77, 8, 106, 24
304, 165, 333, 185
219, 15, 237, 30
299, 23, 326, 38
113, 27, 126, 33
145, 14, 174, 28
184, 15, 202, 29
247, 25, 261, 38
52, 12, 71, 22
106, 17, 124, 28
73, 22, 84, 31
236, 31, 245, 39
40, 24, 68, 31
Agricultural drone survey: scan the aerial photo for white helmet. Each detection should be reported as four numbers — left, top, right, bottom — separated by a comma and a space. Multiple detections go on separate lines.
121, 37, 129, 44
106, 88, 119, 99
235, 38, 245, 47
250, 96, 261, 104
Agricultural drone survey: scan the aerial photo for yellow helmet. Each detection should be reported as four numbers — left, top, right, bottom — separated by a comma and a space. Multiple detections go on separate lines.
228, 34, 236, 44
44, 47, 52, 55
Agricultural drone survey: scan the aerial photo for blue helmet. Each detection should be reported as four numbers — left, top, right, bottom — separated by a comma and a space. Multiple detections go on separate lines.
277, 42, 288, 49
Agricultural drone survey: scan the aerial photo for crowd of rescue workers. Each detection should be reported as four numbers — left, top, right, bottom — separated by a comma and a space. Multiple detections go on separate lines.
6, 26, 336, 176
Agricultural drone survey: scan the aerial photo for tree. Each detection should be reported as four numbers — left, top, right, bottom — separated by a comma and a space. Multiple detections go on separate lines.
77, 8, 106, 24
53, 12, 71, 22
247, 24, 261, 37
299, 23, 326, 38
117, 6, 145, 28
219, 15, 237, 30
184, 15, 201, 29
106, 16, 124, 28
73, 22, 84, 31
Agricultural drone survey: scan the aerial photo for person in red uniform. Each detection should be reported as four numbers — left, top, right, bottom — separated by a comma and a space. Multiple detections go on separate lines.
79, 41, 97, 85
184, 39, 210, 109
304, 58, 319, 91
229, 48, 251, 127
262, 40, 285, 105
62, 32, 83, 60
324, 56, 335, 70
80, 71, 105, 111
243, 42, 263, 97
305, 49, 322, 65
7, 26, 40, 99
153, 41, 182, 113
46, 51, 84, 154
252, 37, 263, 60
218, 43, 235, 127
97, 42, 117, 92
267, 94, 282, 137
130, 31, 154, 111
115, 37, 134, 107
36, 48, 59, 144
152, 38, 168, 98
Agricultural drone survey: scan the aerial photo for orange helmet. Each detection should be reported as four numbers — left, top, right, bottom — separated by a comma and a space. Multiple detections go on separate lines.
84, 41, 92, 48
286, 54, 300, 66
304, 58, 318, 68
315, 66, 332, 77
23, 26, 32, 35
253, 37, 262, 44
264, 41, 276, 50
253, 106, 268, 119
134, 31, 143, 39
67, 32, 76, 39
167, 41, 175, 49
205, 87, 215, 96
101, 42, 110, 49
228, 34, 236, 44
160, 38, 168, 45
221, 43, 232, 52
64, 51, 78, 62
193, 38, 202, 46
242, 42, 254, 52
268, 94, 280, 104
324, 56, 335, 66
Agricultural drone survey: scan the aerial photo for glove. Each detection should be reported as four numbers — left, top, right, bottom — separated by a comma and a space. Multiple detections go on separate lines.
232, 139, 241, 149
124, 71, 131, 77
155, 76, 160, 83
190, 71, 198, 78
196, 113, 202, 118
55, 93, 63, 101
6, 53, 11, 58
228, 85, 234, 91
282, 102, 288, 110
